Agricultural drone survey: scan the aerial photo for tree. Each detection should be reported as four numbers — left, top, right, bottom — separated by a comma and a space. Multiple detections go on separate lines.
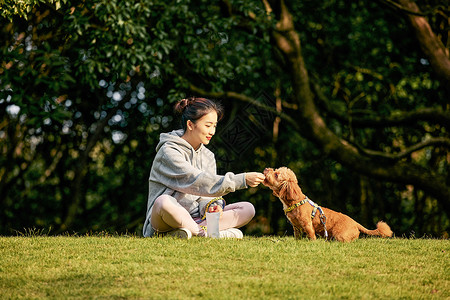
268, 0, 450, 205
1, 0, 448, 236
187, 0, 449, 235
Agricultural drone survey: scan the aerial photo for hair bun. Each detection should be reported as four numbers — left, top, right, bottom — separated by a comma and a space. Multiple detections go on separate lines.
174, 97, 194, 114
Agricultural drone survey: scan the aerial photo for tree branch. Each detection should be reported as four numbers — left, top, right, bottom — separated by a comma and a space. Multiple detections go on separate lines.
187, 81, 300, 130
311, 77, 450, 128
380, 0, 450, 86
352, 108, 450, 128
355, 137, 450, 160
375, 0, 448, 17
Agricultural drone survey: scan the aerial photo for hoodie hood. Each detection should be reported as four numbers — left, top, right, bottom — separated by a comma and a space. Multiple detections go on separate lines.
156, 129, 205, 156
156, 129, 207, 171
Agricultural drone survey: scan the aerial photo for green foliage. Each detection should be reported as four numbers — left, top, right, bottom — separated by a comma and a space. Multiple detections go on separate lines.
0, 0, 448, 237
0, 0, 67, 20
0, 237, 449, 299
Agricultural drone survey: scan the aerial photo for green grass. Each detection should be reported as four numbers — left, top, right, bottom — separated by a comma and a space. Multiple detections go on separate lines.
0, 236, 448, 299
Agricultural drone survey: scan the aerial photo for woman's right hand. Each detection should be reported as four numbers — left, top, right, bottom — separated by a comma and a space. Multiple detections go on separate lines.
245, 172, 266, 187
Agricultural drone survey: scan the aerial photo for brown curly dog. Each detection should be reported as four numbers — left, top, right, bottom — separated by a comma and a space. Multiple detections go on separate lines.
263, 167, 393, 242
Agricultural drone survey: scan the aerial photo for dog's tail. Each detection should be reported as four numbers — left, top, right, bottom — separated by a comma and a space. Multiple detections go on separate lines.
357, 221, 393, 238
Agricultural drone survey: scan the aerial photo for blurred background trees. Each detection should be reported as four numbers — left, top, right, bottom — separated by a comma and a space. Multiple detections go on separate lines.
1, 0, 448, 237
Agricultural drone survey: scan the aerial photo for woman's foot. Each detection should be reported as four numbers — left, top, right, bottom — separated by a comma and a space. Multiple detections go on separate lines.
219, 228, 243, 239
162, 228, 192, 239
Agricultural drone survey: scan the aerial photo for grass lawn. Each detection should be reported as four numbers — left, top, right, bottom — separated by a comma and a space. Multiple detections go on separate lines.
0, 235, 448, 299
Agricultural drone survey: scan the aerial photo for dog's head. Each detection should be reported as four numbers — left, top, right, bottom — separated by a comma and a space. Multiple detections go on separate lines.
263, 167, 303, 202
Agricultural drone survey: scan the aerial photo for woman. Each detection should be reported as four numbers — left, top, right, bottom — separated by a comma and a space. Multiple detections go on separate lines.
142, 97, 265, 239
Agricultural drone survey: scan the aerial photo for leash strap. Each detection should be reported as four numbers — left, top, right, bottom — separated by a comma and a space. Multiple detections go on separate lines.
311, 206, 318, 219
308, 199, 329, 239
201, 197, 225, 220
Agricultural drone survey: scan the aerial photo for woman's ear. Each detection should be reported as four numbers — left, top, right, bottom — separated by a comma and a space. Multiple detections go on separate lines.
186, 120, 194, 131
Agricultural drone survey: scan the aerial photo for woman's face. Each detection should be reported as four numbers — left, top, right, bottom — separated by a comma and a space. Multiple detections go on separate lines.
187, 111, 218, 147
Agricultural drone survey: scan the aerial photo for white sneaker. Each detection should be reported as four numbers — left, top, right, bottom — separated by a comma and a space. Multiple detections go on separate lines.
219, 228, 243, 239
164, 228, 192, 239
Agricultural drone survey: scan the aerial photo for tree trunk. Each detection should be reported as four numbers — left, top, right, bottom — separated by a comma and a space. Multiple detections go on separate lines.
269, 0, 450, 210
397, 0, 450, 87
59, 105, 120, 232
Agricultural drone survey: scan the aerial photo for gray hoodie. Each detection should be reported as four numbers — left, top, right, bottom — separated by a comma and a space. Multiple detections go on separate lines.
142, 129, 247, 237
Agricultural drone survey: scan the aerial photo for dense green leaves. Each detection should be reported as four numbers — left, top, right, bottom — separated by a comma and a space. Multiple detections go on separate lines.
1, 0, 448, 237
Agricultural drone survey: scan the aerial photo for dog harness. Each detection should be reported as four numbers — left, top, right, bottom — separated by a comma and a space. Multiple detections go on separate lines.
284, 196, 328, 239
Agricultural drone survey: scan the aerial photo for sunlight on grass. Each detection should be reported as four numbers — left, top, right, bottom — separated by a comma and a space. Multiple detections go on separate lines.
0, 236, 448, 299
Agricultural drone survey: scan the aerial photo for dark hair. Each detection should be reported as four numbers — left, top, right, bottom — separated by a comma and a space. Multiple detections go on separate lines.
174, 97, 224, 131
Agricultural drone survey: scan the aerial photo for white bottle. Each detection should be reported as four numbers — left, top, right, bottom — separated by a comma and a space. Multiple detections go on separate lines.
206, 204, 220, 238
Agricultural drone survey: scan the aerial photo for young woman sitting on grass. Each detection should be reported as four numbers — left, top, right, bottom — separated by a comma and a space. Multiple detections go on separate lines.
142, 97, 265, 239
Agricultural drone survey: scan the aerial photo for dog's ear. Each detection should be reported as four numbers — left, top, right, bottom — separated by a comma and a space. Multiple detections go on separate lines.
278, 180, 301, 200
277, 182, 288, 200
